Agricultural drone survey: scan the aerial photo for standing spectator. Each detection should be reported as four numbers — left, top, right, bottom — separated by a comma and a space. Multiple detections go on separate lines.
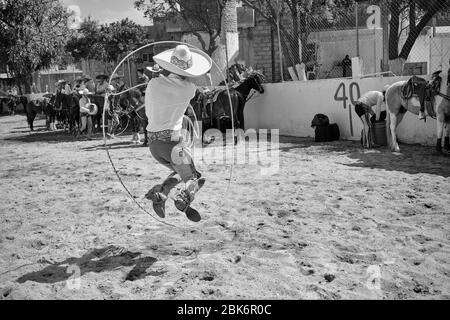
73, 75, 89, 95
342, 55, 352, 77
55, 80, 66, 94
137, 68, 149, 94
79, 88, 94, 140
10, 85, 18, 96
31, 82, 38, 94
59, 80, 71, 95
85, 77, 96, 93
94, 74, 109, 131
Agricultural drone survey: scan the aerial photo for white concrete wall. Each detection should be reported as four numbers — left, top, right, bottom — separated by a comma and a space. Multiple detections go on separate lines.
430, 34, 450, 73
245, 76, 441, 146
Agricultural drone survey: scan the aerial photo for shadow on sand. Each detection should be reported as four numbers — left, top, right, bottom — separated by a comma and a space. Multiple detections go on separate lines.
344, 146, 450, 177
5, 130, 107, 143
81, 140, 147, 151
279, 136, 450, 178
16, 245, 163, 284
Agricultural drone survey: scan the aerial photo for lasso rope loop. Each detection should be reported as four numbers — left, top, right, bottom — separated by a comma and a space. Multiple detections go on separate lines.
102, 41, 235, 228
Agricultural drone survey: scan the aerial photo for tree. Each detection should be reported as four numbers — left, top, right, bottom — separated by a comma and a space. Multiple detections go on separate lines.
0, 0, 72, 93
66, 18, 101, 62
101, 18, 147, 65
134, 0, 227, 56
242, 0, 354, 67
66, 17, 147, 74
388, 0, 450, 73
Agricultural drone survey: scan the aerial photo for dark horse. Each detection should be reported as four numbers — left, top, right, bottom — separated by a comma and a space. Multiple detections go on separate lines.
54, 91, 80, 134
191, 71, 265, 134
43, 94, 57, 130
111, 84, 148, 144
90, 94, 105, 132
25, 98, 46, 131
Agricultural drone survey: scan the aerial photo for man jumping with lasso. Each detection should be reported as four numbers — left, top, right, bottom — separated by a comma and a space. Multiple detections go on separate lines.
144, 44, 212, 222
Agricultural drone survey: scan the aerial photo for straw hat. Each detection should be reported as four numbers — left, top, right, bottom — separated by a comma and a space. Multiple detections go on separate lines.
79, 88, 94, 95
74, 75, 91, 83
146, 64, 161, 73
153, 45, 211, 78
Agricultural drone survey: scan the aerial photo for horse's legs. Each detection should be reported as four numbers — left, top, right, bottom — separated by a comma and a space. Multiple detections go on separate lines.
237, 104, 245, 131
436, 118, 444, 153
389, 112, 400, 152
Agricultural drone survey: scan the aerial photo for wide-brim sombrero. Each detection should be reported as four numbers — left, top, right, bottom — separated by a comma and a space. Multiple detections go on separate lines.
153, 47, 212, 78
146, 64, 161, 73
79, 89, 94, 95
74, 75, 92, 83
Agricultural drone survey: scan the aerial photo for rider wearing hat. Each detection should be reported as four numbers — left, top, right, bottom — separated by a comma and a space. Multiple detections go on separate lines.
95, 74, 109, 95
137, 68, 150, 95
144, 45, 212, 222
94, 75, 109, 131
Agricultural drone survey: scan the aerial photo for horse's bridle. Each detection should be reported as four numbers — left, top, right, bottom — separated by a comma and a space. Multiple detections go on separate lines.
245, 74, 265, 102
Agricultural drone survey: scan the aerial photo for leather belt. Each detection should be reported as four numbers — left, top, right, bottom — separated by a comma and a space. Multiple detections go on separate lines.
148, 129, 182, 143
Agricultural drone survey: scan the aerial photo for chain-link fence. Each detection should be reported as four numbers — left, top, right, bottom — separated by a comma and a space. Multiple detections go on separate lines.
239, 0, 450, 82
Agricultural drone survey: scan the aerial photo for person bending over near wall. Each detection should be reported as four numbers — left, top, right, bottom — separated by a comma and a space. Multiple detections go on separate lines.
355, 89, 386, 148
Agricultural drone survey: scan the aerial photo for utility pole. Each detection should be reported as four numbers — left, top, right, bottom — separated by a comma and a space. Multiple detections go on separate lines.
355, 1, 360, 57
276, 0, 284, 82
381, 0, 390, 72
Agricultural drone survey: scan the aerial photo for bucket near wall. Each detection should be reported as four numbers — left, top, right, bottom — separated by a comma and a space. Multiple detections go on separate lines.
372, 121, 387, 146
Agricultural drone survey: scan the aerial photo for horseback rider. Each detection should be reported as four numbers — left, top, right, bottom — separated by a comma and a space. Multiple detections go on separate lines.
137, 68, 149, 95
355, 88, 386, 148
144, 45, 212, 222
105, 74, 126, 138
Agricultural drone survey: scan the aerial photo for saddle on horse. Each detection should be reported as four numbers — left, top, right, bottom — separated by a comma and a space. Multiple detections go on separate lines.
196, 87, 226, 126
401, 71, 442, 119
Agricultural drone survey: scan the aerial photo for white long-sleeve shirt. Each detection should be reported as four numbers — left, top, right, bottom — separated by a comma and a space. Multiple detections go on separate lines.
145, 73, 196, 132
358, 91, 385, 112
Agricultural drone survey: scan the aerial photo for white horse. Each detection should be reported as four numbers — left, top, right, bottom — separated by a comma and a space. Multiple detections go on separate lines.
385, 76, 450, 153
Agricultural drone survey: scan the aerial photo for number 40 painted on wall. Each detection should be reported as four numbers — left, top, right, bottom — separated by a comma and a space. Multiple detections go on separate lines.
334, 82, 361, 137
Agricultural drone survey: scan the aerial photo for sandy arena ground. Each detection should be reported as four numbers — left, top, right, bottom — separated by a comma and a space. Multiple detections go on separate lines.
0, 114, 449, 300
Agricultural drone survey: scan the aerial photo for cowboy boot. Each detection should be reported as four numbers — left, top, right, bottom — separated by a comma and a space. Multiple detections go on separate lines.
174, 178, 206, 220
444, 137, 450, 151
145, 177, 181, 218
